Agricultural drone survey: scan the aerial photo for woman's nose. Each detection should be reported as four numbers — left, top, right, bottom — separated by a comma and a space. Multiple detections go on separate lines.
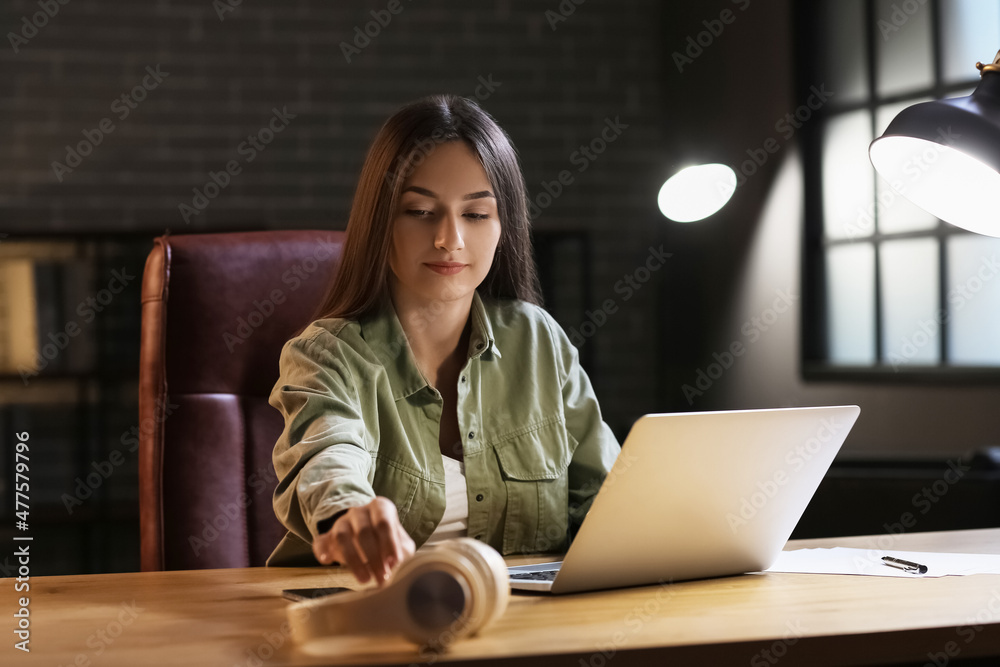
434, 213, 464, 251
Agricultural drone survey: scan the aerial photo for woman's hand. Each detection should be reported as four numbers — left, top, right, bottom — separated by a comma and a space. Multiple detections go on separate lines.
313, 497, 416, 586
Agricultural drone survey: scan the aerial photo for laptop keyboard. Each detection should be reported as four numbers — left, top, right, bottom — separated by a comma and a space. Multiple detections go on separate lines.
509, 570, 559, 581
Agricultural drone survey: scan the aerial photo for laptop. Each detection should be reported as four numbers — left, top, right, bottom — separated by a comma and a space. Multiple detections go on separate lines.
507, 405, 861, 594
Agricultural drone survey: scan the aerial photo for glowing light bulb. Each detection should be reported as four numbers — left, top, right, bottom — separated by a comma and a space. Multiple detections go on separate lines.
657, 163, 737, 223
869, 136, 1000, 237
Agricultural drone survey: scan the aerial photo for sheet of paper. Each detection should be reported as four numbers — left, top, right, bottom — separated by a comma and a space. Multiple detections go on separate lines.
763, 548, 1000, 578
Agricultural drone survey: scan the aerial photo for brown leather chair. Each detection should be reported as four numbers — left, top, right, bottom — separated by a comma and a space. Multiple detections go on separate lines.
139, 230, 345, 570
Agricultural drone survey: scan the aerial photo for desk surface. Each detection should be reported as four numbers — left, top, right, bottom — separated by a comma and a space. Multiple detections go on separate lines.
6, 528, 1000, 666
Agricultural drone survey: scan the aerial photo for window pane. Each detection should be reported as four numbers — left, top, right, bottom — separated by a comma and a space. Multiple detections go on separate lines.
880, 238, 940, 367
947, 234, 1000, 364
875, 0, 934, 97
819, 0, 869, 106
941, 0, 1000, 84
827, 243, 876, 364
874, 100, 938, 234
823, 111, 875, 240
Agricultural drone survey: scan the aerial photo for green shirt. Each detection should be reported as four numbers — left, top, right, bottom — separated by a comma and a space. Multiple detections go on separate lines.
266, 290, 621, 566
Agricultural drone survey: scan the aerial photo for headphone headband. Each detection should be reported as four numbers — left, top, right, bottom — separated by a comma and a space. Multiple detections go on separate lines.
288, 538, 510, 651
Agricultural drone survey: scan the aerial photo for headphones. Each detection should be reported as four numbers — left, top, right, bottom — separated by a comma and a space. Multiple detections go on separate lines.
287, 538, 510, 650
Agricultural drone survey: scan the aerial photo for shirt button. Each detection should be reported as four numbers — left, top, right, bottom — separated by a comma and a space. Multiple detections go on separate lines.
461, 376, 466, 382
476, 493, 484, 502
474, 535, 483, 541
476, 342, 484, 350
468, 431, 475, 439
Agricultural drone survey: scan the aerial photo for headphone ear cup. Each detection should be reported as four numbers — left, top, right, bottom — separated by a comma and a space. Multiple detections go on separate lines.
391, 538, 509, 647
434, 538, 510, 634
397, 557, 473, 646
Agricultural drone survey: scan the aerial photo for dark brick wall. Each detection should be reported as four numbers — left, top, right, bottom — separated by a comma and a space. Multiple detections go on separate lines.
2, 0, 671, 435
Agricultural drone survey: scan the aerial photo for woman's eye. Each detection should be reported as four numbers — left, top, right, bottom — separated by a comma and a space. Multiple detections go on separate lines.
405, 209, 490, 220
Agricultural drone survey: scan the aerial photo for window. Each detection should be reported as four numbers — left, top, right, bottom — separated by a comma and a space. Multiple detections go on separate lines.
800, 0, 1000, 376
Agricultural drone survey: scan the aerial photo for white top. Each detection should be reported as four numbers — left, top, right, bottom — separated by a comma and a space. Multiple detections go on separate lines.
422, 455, 469, 546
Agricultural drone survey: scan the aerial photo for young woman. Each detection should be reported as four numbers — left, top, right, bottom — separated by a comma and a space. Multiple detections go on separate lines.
267, 94, 621, 585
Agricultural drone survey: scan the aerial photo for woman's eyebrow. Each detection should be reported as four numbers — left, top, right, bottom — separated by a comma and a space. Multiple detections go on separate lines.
401, 185, 495, 200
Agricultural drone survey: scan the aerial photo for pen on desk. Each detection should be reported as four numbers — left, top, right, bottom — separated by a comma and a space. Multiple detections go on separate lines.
882, 556, 928, 574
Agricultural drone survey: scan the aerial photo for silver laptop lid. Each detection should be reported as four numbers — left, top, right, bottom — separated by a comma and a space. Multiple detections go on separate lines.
549, 405, 860, 594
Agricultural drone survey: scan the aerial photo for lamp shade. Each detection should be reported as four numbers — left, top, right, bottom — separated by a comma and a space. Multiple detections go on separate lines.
869, 50, 1000, 237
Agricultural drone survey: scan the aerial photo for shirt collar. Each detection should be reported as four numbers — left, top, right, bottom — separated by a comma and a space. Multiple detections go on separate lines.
468, 290, 501, 361
361, 290, 501, 401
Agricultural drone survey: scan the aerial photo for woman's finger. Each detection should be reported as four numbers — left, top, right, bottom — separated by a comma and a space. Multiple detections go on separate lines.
354, 511, 389, 584
331, 518, 372, 583
392, 514, 415, 567
368, 499, 405, 579
312, 531, 336, 565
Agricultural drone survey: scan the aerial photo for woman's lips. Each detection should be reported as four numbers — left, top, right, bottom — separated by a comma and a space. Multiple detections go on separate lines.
425, 263, 467, 275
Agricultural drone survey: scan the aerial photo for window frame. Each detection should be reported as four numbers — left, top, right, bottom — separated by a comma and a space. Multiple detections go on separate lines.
798, 0, 1000, 382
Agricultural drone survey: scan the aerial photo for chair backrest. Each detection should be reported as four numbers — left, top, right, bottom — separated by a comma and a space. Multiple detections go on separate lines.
139, 230, 345, 570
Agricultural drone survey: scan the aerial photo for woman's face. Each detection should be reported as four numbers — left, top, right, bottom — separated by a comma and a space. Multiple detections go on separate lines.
388, 140, 502, 310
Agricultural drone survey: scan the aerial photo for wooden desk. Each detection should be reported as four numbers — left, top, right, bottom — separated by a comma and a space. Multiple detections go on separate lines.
5, 528, 1000, 666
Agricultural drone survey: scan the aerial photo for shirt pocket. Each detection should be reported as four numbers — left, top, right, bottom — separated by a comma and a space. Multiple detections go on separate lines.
371, 458, 423, 538
493, 416, 572, 554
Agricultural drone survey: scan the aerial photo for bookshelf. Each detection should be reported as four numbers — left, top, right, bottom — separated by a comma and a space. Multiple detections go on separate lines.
0, 235, 147, 575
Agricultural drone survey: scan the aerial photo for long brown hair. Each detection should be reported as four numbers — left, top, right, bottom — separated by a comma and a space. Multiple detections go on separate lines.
310, 94, 543, 323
